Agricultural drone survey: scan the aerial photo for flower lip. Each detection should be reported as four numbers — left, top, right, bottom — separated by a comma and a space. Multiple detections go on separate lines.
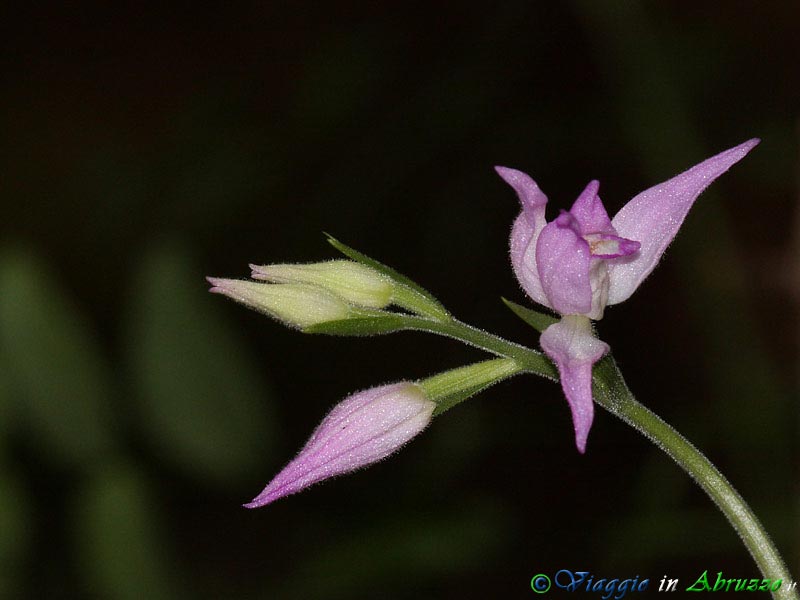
554, 191, 641, 261
584, 233, 641, 259
539, 315, 609, 453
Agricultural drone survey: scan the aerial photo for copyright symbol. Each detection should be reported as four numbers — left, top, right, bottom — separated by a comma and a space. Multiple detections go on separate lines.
530, 574, 551, 593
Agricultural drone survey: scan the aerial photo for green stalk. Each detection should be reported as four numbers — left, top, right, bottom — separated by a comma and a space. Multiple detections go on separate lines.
419, 357, 523, 416
401, 315, 557, 379
592, 357, 796, 598
403, 314, 796, 598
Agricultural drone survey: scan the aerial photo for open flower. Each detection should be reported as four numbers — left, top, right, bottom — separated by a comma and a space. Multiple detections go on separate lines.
497, 139, 760, 452
244, 382, 435, 507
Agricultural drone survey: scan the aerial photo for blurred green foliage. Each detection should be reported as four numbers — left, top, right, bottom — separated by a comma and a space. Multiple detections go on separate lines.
0, 2, 797, 598
73, 462, 184, 600
126, 241, 276, 486
0, 466, 31, 598
0, 247, 116, 469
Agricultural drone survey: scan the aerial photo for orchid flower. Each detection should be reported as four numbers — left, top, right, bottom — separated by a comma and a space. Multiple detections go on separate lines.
206, 140, 795, 592
496, 139, 760, 453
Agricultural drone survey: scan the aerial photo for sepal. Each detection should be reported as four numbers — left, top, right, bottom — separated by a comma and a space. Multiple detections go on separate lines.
303, 314, 409, 336
607, 138, 760, 304
250, 260, 393, 309
325, 234, 450, 321
501, 297, 559, 333
418, 358, 521, 416
207, 279, 351, 329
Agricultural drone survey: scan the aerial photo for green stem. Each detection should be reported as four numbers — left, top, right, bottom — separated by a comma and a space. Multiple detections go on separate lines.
418, 357, 516, 398
405, 315, 796, 598
401, 315, 558, 379
419, 357, 523, 416
592, 357, 796, 598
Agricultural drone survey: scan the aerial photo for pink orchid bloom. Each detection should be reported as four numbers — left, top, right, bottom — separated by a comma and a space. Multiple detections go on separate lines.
497, 139, 760, 453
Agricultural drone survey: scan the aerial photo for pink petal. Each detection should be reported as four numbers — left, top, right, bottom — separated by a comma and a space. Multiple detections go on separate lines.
496, 166, 552, 309
607, 139, 760, 305
568, 180, 614, 235
535, 213, 593, 315
540, 316, 609, 453
244, 383, 434, 508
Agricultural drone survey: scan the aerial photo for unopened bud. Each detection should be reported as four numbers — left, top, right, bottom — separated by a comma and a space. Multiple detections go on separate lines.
244, 382, 434, 507
250, 260, 393, 309
207, 278, 351, 328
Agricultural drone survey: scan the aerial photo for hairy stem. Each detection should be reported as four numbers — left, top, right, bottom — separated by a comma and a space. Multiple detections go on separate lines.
406, 314, 796, 597
592, 357, 796, 598
402, 315, 557, 379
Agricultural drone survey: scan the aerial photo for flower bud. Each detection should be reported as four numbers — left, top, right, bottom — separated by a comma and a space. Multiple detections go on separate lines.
244, 382, 435, 508
206, 278, 351, 328
250, 260, 393, 309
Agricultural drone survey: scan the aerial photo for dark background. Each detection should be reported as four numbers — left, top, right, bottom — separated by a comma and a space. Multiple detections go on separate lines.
0, 2, 797, 598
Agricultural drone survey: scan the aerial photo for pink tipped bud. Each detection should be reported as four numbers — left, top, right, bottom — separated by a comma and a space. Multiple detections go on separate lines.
244, 382, 435, 508
250, 260, 394, 309
206, 278, 351, 328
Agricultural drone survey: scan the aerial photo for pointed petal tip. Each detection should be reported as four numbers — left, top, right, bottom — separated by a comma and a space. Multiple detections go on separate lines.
724, 138, 760, 160
619, 238, 641, 255
248, 263, 269, 279
742, 137, 761, 150
574, 431, 588, 454
497, 165, 549, 218
494, 165, 532, 184
494, 165, 522, 182
206, 276, 227, 293
715, 138, 760, 164
206, 278, 247, 300
606, 137, 762, 305
242, 489, 281, 509
207, 277, 240, 296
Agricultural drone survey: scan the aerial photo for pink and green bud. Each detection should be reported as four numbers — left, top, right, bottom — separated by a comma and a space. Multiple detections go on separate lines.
249, 260, 394, 309
206, 278, 351, 328
244, 382, 434, 508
